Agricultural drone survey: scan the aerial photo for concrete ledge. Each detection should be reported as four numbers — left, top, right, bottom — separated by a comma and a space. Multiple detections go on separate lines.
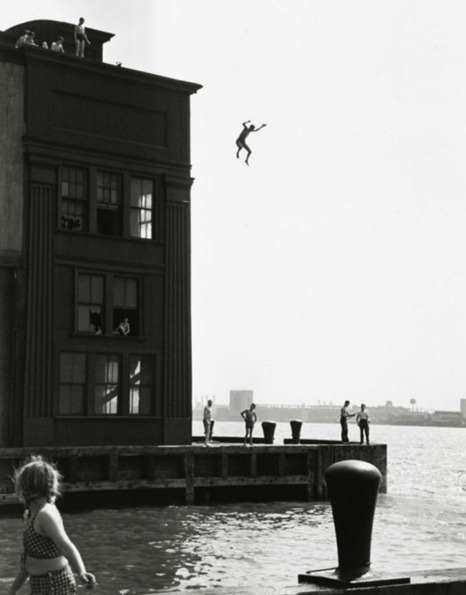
292, 567, 466, 594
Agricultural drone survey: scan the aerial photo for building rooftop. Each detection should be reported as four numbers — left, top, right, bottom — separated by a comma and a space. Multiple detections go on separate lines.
2, 19, 114, 63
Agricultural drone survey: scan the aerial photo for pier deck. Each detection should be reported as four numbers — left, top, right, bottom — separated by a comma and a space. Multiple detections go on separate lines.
0, 441, 386, 507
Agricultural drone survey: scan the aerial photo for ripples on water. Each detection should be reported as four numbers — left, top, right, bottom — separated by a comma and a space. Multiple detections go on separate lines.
0, 424, 465, 593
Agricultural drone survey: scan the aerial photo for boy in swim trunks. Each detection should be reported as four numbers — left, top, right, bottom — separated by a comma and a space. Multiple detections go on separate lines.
235, 120, 266, 165
241, 403, 257, 445
74, 17, 91, 57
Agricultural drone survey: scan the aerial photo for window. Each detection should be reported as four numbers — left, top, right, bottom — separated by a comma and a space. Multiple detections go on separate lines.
78, 274, 104, 334
131, 178, 153, 239
97, 172, 122, 235
113, 277, 139, 336
129, 356, 153, 414
95, 354, 120, 414
59, 352, 86, 415
60, 167, 88, 231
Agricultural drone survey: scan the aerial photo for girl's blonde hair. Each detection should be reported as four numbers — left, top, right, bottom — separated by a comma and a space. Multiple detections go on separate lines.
14, 455, 63, 505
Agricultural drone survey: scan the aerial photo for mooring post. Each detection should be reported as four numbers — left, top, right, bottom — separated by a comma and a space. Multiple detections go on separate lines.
290, 419, 302, 444
261, 420, 276, 444
299, 459, 410, 588
326, 459, 381, 581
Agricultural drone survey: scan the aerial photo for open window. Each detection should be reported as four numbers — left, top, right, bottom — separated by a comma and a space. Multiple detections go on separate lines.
113, 276, 139, 336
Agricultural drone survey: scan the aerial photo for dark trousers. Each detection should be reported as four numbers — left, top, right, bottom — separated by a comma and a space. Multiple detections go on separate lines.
359, 419, 370, 444
340, 417, 349, 442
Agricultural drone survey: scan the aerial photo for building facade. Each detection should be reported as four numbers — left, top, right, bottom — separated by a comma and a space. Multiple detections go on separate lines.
0, 20, 201, 447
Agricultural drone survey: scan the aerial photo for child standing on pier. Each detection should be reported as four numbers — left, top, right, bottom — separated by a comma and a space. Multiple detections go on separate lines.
8, 455, 96, 595
241, 403, 257, 446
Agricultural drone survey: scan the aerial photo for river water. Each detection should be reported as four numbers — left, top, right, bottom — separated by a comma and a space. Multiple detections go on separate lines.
1, 422, 465, 594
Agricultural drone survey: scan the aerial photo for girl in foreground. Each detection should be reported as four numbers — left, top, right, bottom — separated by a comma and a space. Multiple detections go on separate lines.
8, 455, 96, 594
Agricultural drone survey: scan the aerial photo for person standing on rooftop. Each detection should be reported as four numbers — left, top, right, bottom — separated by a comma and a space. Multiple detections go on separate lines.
74, 17, 91, 57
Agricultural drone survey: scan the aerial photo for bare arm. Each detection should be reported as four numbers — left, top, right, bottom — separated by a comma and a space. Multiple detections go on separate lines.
7, 567, 28, 595
241, 410, 247, 420
39, 507, 95, 587
242, 120, 250, 128
252, 124, 267, 132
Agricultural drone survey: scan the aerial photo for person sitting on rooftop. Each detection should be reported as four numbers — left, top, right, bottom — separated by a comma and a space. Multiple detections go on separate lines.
23, 31, 37, 46
51, 36, 65, 53
15, 30, 30, 48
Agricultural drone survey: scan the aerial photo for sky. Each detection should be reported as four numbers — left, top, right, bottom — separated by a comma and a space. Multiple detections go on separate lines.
4, 1, 466, 411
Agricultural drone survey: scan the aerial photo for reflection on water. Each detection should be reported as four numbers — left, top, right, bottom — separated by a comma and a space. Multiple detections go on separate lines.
1, 424, 465, 593
1, 497, 465, 594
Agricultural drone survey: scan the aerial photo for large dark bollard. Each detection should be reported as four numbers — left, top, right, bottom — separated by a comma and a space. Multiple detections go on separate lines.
261, 421, 276, 444
326, 460, 381, 580
290, 420, 302, 444
299, 459, 410, 588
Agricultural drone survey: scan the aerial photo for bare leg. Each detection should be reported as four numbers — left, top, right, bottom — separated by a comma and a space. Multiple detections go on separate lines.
244, 143, 252, 165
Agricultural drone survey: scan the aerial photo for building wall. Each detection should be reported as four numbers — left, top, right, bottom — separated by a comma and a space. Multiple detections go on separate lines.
0, 60, 24, 447
0, 34, 200, 447
0, 61, 23, 255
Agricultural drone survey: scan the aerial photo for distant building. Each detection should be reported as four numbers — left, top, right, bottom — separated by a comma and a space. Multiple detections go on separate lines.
229, 390, 254, 414
461, 399, 466, 418
0, 20, 201, 447
430, 411, 465, 427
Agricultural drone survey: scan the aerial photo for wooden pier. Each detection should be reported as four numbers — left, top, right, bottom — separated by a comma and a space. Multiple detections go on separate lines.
0, 442, 387, 508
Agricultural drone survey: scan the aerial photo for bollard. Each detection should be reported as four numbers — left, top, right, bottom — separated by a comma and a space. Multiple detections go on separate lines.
326, 460, 381, 580
289, 419, 302, 444
298, 460, 410, 588
261, 421, 276, 444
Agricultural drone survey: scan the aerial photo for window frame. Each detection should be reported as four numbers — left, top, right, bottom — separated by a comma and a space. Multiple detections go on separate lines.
59, 165, 89, 232
75, 270, 142, 338
58, 165, 162, 242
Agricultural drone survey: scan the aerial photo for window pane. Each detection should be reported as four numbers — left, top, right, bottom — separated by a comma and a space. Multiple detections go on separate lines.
113, 277, 124, 307
131, 178, 153, 239
78, 275, 104, 333
61, 167, 88, 232
129, 356, 153, 415
113, 278, 137, 308
95, 355, 119, 414
59, 352, 86, 415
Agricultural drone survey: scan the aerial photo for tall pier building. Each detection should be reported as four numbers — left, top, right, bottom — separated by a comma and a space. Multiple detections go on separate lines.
0, 20, 201, 447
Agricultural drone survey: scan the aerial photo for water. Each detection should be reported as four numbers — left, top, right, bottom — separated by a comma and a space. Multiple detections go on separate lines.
1, 423, 465, 593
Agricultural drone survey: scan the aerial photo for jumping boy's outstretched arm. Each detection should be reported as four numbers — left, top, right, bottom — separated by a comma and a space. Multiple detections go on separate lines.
252, 123, 267, 132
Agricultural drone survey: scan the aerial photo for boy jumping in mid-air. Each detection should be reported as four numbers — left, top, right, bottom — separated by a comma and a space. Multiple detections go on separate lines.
236, 120, 266, 165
